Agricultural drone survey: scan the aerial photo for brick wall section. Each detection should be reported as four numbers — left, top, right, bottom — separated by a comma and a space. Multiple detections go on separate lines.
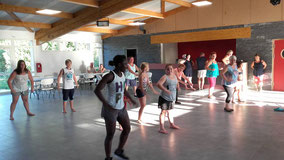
103, 35, 161, 69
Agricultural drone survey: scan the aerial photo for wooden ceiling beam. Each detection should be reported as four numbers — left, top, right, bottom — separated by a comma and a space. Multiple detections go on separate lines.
122, 8, 164, 19
0, 3, 73, 19
61, 0, 99, 8
100, 18, 132, 26
5, 11, 34, 32
0, 20, 51, 28
161, 0, 165, 14
123, 16, 149, 21
162, 0, 192, 8
35, 0, 152, 44
77, 27, 118, 34
102, 7, 188, 39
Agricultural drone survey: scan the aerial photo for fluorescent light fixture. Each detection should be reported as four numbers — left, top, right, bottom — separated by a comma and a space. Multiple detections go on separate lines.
129, 21, 146, 26
192, 0, 212, 6
36, 9, 62, 15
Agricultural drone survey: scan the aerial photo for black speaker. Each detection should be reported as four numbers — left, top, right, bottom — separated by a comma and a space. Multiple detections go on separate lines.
270, 0, 281, 5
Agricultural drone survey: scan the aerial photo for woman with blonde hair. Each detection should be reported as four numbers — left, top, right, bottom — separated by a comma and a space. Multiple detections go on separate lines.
137, 62, 159, 124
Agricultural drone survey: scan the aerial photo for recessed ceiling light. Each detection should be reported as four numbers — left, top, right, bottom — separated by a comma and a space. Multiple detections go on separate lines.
129, 21, 146, 26
192, 0, 212, 7
36, 9, 62, 15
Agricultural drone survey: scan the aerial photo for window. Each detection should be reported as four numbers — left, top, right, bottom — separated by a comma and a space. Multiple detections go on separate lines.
0, 40, 34, 91
42, 41, 90, 52
42, 41, 59, 51
93, 43, 103, 68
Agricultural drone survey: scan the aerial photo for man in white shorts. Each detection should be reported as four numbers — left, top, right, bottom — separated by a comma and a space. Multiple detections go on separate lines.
196, 52, 207, 90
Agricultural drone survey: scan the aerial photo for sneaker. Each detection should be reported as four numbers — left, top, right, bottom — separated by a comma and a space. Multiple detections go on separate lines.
114, 149, 129, 160
175, 101, 181, 104
274, 107, 284, 112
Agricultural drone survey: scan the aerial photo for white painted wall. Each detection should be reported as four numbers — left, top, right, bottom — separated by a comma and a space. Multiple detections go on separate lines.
0, 30, 102, 76
161, 43, 178, 64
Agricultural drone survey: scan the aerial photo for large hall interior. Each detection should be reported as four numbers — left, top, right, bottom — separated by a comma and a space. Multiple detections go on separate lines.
1, 0, 284, 160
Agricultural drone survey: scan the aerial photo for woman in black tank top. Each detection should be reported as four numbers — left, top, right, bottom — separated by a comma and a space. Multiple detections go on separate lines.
250, 54, 267, 92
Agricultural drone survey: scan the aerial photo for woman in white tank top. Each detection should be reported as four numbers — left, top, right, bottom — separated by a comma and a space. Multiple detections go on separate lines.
7, 60, 35, 120
95, 55, 136, 160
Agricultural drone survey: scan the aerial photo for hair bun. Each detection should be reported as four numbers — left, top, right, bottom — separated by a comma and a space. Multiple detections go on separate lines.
109, 61, 114, 66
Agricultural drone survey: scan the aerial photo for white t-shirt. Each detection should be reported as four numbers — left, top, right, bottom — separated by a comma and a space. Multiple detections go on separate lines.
107, 71, 125, 110
63, 68, 74, 89
87, 66, 96, 73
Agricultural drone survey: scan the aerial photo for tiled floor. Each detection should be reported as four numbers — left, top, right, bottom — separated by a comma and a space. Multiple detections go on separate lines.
1, 87, 284, 160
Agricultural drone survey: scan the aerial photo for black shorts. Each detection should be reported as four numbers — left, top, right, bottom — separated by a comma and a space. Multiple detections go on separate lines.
62, 89, 75, 101
136, 88, 145, 98
158, 96, 174, 110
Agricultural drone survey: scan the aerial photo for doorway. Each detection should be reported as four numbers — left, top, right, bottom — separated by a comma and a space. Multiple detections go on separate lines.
126, 48, 137, 64
273, 40, 284, 91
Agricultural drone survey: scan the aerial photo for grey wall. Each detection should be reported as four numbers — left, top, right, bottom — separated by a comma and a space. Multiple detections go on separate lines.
103, 21, 284, 89
103, 35, 161, 70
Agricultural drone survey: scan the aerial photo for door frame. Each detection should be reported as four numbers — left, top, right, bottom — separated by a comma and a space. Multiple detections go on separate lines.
124, 48, 138, 64
272, 39, 284, 90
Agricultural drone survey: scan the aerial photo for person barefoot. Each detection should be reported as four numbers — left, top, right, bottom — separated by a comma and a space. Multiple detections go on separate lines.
157, 64, 180, 134
137, 62, 159, 124
7, 60, 35, 120
57, 59, 79, 113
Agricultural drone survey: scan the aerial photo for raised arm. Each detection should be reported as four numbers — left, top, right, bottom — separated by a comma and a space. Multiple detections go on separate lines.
28, 71, 34, 92
7, 71, 17, 93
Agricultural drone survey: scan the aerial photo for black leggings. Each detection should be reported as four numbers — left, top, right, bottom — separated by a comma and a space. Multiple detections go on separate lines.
176, 89, 178, 101
223, 85, 234, 103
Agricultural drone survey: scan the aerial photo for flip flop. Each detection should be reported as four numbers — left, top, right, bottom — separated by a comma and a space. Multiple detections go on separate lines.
274, 107, 284, 112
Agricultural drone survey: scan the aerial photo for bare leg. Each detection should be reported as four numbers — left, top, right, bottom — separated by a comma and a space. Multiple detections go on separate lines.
70, 100, 76, 112
125, 85, 129, 91
167, 110, 180, 129
10, 95, 20, 120
198, 78, 201, 90
21, 95, 35, 116
63, 101, 67, 113
133, 86, 137, 96
208, 87, 215, 98
201, 77, 205, 90
104, 119, 116, 159
159, 110, 168, 134
116, 109, 131, 151
138, 96, 146, 123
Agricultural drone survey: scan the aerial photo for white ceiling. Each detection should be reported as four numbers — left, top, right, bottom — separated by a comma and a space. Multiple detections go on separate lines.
0, 0, 196, 34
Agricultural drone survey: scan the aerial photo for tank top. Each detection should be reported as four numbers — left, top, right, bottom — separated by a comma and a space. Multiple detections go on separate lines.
253, 61, 264, 76
161, 75, 178, 102
12, 73, 29, 92
63, 68, 74, 89
125, 64, 136, 80
107, 71, 125, 110
223, 64, 238, 86
206, 62, 219, 78
183, 60, 193, 77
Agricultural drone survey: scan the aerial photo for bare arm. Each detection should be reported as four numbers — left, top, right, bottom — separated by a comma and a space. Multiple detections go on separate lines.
181, 73, 192, 86
205, 60, 213, 70
7, 71, 17, 93
146, 74, 159, 94
94, 73, 114, 109
73, 73, 78, 87
157, 75, 171, 94
222, 56, 227, 64
124, 88, 136, 105
251, 62, 254, 70
127, 65, 137, 75
28, 71, 34, 92
57, 69, 63, 89
135, 65, 140, 73
262, 60, 267, 69
221, 65, 230, 82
